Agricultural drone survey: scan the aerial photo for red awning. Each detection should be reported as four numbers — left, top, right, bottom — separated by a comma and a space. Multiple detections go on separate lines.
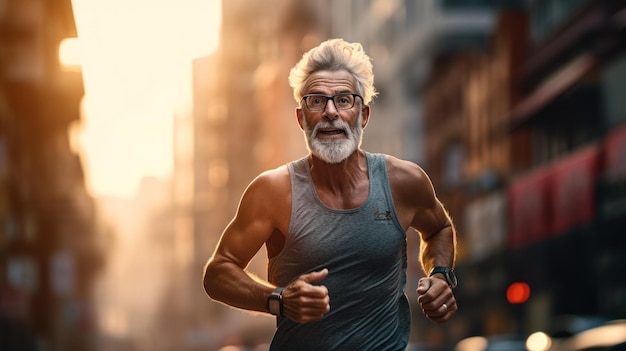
549, 144, 601, 234
605, 124, 626, 179
507, 167, 553, 248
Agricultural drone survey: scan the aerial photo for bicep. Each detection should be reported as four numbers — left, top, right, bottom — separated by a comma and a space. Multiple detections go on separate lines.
211, 178, 280, 269
213, 217, 272, 270
392, 160, 450, 239
410, 197, 451, 241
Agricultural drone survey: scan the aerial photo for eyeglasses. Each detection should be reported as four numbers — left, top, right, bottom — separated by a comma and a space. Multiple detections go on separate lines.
301, 93, 362, 112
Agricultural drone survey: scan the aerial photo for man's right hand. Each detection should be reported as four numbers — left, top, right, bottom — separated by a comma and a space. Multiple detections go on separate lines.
281, 268, 330, 323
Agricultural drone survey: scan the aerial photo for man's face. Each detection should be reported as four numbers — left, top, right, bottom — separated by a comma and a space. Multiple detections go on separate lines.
297, 70, 369, 164
301, 107, 364, 164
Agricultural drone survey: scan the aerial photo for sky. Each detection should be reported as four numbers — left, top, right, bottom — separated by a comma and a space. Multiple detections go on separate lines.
67, 0, 221, 198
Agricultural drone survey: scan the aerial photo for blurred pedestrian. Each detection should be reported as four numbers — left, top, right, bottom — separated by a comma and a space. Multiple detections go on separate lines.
203, 38, 458, 351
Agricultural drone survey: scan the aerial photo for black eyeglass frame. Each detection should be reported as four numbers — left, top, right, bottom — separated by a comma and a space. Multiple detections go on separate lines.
301, 93, 363, 112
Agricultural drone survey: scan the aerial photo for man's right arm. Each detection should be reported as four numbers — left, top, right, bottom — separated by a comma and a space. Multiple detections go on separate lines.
203, 169, 287, 314
203, 166, 331, 322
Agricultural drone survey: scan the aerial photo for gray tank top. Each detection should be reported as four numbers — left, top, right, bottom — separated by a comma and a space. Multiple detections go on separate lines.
268, 152, 410, 351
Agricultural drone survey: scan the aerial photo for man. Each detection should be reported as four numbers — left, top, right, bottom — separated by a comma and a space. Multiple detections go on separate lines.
203, 38, 458, 350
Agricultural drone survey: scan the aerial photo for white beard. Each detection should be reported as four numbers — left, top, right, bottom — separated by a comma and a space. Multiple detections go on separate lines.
302, 110, 363, 164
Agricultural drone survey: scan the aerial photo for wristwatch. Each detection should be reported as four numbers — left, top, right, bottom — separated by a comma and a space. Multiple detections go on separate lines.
267, 287, 284, 316
429, 266, 458, 289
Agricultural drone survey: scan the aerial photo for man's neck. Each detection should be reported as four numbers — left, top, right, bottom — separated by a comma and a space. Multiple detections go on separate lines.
308, 150, 369, 196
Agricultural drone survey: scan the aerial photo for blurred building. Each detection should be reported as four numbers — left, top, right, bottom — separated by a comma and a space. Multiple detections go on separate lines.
93, 177, 176, 351
0, 0, 105, 350
422, 7, 531, 342
504, 0, 626, 332
420, 0, 626, 349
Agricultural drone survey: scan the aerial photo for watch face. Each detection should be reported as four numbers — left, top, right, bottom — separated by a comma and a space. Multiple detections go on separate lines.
269, 298, 281, 315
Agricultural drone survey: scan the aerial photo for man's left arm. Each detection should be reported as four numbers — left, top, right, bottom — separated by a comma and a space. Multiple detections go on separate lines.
386, 156, 458, 323
408, 168, 458, 323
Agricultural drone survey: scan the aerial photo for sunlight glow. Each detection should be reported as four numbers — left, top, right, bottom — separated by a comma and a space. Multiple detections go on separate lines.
69, 0, 221, 197
59, 38, 82, 68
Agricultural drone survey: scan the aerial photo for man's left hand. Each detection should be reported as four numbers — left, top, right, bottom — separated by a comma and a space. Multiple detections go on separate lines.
416, 276, 457, 323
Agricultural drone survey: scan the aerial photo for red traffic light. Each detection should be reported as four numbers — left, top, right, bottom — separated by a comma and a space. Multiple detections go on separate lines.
507, 282, 531, 304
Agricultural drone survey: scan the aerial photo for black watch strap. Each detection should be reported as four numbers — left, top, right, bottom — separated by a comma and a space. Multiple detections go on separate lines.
429, 266, 458, 289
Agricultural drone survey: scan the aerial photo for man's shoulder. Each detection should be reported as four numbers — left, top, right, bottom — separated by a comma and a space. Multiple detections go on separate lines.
382, 155, 438, 212
382, 154, 422, 173
382, 154, 431, 187
249, 164, 292, 192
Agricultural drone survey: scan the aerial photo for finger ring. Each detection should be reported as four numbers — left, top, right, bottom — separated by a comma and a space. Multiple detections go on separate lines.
442, 303, 448, 312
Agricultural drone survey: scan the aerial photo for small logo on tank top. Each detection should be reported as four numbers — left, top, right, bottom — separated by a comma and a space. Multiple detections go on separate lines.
373, 210, 392, 221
